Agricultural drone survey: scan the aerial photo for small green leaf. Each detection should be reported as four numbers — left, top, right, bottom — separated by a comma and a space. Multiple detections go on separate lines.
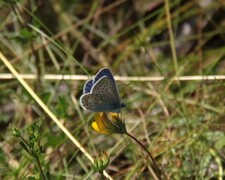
40, 92, 52, 104
27, 176, 38, 180
20, 141, 31, 155
11, 126, 21, 137
19, 28, 33, 40
3, 0, 20, 4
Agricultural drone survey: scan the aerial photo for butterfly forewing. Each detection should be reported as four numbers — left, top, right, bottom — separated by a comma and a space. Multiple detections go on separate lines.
83, 79, 93, 94
94, 68, 116, 85
91, 76, 120, 102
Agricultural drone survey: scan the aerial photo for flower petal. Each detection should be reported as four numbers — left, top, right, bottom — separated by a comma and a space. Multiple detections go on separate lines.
92, 112, 127, 134
92, 113, 110, 134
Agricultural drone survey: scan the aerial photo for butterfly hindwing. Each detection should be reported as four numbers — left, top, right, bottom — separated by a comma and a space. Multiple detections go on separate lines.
80, 93, 118, 112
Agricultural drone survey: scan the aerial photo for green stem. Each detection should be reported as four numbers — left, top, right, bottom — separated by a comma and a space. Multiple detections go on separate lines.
35, 155, 47, 180
19, 135, 46, 179
125, 132, 163, 180
99, 171, 105, 180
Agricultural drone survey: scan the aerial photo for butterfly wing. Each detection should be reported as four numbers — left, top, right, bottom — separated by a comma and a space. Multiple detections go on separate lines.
91, 76, 120, 102
80, 76, 121, 112
83, 68, 115, 94
83, 79, 94, 94
94, 68, 116, 85
80, 93, 119, 112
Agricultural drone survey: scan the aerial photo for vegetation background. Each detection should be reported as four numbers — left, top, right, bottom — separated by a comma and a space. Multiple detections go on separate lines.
0, 0, 225, 179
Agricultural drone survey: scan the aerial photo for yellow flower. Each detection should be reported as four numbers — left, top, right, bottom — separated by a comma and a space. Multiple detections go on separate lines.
92, 112, 127, 134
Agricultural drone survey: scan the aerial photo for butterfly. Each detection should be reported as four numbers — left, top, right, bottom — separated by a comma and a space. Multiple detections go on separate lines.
80, 68, 125, 112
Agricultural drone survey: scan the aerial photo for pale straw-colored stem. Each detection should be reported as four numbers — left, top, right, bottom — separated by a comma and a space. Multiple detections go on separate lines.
0, 73, 225, 81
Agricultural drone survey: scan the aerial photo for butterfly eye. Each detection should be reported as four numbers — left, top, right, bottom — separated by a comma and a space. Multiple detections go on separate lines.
121, 102, 126, 108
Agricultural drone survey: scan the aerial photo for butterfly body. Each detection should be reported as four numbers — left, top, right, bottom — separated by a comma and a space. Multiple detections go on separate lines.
80, 68, 125, 112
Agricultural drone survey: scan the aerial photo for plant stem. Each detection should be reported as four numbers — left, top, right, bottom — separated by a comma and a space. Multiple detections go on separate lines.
35, 155, 47, 180
125, 132, 163, 180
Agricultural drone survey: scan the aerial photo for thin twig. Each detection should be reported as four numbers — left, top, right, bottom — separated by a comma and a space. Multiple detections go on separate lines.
0, 73, 225, 81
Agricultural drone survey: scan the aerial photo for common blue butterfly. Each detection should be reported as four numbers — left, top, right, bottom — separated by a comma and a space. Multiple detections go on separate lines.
80, 68, 125, 112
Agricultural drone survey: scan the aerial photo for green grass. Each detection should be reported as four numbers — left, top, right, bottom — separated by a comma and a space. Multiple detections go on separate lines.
0, 0, 225, 179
